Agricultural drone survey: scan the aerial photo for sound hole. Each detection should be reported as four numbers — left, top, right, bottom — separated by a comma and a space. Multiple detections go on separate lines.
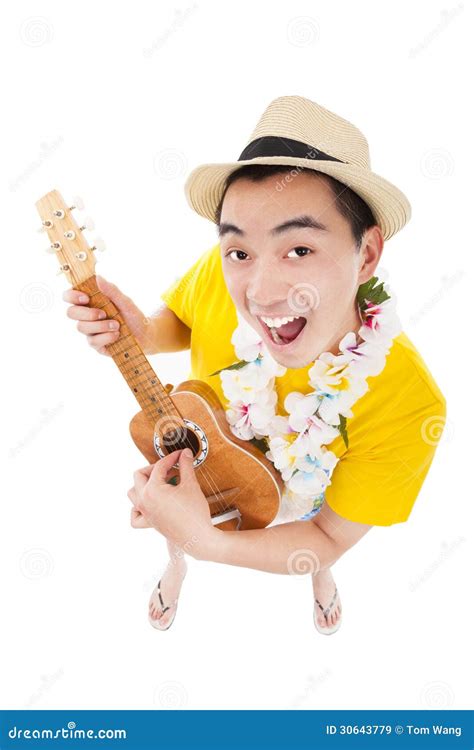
162, 427, 200, 457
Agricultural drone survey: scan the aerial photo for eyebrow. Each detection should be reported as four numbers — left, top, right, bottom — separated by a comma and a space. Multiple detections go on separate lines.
217, 214, 329, 239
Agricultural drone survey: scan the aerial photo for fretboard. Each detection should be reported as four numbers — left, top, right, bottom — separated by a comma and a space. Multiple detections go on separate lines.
76, 276, 181, 426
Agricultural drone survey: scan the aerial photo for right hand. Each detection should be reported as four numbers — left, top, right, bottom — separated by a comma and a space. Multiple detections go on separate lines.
62, 274, 154, 356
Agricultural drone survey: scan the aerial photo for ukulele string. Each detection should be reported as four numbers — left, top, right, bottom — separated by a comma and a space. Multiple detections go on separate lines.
152, 388, 231, 516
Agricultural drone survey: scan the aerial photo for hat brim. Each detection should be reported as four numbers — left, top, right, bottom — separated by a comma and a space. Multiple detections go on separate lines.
184, 156, 411, 241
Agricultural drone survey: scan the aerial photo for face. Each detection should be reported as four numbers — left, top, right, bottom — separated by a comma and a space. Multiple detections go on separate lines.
218, 171, 383, 368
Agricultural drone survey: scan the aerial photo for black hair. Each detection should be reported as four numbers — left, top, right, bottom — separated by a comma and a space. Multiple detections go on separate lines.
214, 164, 377, 250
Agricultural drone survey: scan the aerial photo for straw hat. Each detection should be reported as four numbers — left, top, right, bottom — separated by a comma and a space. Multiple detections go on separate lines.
184, 95, 411, 241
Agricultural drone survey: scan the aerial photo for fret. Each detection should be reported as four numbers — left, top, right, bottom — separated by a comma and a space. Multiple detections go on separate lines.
112, 352, 149, 368
72, 276, 183, 423
110, 338, 141, 357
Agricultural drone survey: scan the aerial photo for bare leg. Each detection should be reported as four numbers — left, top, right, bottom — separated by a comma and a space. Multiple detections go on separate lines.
310, 508, 342, 630
149, 538, 188, 627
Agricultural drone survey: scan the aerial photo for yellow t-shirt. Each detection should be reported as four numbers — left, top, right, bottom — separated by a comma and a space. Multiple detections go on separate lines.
160, 243, 447, 526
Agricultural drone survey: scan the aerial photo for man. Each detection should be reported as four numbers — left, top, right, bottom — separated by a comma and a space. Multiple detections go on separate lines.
65, 96, 446, 634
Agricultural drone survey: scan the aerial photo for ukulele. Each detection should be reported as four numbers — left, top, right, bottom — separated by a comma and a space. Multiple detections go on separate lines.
36, 189, 283, 530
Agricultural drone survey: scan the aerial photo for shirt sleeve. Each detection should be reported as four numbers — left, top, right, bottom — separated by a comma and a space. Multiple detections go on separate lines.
323, 393, 447, 526
159, 244, 218, 329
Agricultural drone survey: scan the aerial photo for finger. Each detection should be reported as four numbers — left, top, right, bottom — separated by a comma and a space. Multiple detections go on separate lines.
130, 508, 149, 528
132, 463, 154, 484
176, 448, 197, 487
148, 450, 183, 487
97, 346, 112, 357
62, 289, 90, 305
132, 464, 156, 498
76, 319, 120, 335
86, 332, 121, 349
66, 305, 108, 322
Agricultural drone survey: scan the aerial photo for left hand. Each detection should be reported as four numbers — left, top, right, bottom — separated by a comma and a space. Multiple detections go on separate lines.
127, 448, 218, 558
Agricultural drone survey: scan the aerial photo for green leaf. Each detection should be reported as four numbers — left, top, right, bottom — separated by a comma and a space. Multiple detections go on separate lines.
356, 276, 390, 312
248, 436, 269, 454
208, 359, 249, 377
338, 415, 349, 449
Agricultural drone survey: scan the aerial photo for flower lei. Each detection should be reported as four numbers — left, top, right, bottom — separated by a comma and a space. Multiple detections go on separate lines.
211, 277, 402, 524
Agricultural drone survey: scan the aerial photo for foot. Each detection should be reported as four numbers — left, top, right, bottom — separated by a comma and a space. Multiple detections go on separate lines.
312, 568, 342, 631
149, 561, 187, 629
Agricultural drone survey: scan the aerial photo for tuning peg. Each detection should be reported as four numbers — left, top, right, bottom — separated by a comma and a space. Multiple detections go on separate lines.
56, 264, 70, 275
37, 219, 53, 233
91, 237, 106, 252
45, 241, 62, 254
79, 217, 95, 232
69, 195, 84, 211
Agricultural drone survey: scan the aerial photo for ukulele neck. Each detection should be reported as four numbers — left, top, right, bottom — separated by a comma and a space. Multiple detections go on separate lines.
76, 276, 180, 426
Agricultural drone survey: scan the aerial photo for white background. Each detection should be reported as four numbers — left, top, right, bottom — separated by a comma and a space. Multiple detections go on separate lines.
1, 0, 471, 711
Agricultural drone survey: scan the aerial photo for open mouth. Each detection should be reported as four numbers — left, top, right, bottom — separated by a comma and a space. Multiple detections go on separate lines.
257, 314, 307, 347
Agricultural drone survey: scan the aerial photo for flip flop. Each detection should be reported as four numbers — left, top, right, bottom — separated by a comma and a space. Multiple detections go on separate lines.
313, 584, 342, 635
148, 577, 180, 631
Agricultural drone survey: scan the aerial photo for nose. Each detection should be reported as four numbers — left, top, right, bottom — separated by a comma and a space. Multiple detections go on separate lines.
246, 259, 288, 310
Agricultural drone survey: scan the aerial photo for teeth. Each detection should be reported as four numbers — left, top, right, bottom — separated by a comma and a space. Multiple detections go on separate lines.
260, 315, 300, 329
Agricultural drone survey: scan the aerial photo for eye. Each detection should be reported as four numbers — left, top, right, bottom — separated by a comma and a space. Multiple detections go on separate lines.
287, 246, 313, 258
226, 249, 249, 261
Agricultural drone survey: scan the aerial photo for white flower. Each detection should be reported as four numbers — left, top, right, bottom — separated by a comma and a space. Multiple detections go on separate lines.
283, 392, 340, 446
287, 467, 328, 497
220, 357, 280, 404
359, 298, 401, 345
266, 434, 299, 481
231, 319, 264, 362
225, 386, 277, 439
272, 487, 317, 523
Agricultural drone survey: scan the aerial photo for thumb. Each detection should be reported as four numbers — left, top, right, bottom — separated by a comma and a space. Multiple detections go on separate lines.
96, 274, 131, 308
96, 275, 146, 335
178, 448, 197, 487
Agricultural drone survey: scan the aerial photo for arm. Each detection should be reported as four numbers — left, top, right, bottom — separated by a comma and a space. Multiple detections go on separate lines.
206, 504, 372, 574
129, 449, 373, 574
145, 304, 191, 354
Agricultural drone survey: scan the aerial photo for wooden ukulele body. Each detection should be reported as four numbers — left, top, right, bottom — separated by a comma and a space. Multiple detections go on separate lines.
129, 379, 283, 530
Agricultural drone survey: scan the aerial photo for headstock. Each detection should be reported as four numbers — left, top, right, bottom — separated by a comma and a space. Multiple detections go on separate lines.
35, 189, 105, 286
